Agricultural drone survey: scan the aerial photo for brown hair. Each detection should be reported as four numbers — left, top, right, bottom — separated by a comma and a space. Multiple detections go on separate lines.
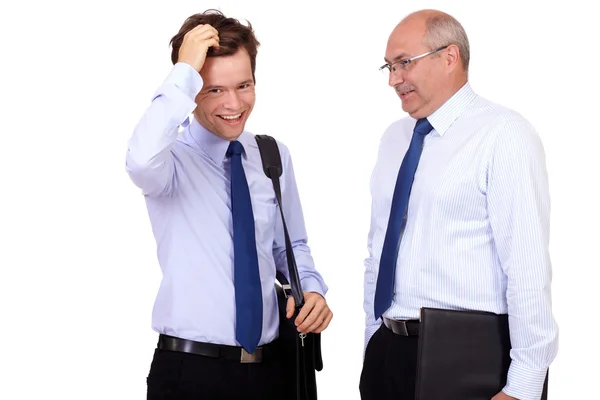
169, 9, 260, 81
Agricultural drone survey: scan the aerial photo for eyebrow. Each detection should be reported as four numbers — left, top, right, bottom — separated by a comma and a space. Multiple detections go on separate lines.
384, 53, 409, 64
203, 79, 253, 91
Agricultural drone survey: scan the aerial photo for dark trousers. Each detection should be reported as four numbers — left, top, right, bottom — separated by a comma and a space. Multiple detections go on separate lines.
146, 347, 285, 399
359, 325, 419, 400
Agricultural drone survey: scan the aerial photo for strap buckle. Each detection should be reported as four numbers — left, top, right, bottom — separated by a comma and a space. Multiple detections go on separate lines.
282, 284, 292, 299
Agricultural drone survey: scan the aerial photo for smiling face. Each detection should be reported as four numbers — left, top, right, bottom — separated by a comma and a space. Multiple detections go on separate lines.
194, 48, 256, 141
385, 18, 447, 119
385, 13, 464, 119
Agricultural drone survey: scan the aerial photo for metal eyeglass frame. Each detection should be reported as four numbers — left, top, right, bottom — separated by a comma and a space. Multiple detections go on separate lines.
379, 45, 449, 74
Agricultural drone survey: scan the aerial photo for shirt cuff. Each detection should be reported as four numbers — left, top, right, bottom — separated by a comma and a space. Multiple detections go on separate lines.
502, 361, 548, 400
301, 276, 326, 297
153, 62, 203, 102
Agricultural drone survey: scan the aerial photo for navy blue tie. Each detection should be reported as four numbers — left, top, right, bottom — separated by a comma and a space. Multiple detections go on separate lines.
374, 118, 433, 320
227, 140, 263, 354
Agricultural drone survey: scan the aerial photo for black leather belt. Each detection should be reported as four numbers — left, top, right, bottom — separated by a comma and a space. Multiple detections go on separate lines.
157, 334, 277, 363
383, 317, 420, 336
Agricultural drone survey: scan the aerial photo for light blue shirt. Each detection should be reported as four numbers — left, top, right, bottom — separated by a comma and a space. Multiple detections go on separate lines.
126, 62, 327, 347
364, 83, 558, 400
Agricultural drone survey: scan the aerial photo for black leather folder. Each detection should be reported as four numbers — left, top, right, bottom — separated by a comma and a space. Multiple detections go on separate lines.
414, 307, 548, 400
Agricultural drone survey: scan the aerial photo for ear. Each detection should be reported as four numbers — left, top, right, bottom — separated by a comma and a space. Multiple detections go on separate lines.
445, 44, 461, 71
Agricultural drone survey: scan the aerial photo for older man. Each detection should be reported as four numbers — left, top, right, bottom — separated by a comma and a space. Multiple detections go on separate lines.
360, 9, 558, 400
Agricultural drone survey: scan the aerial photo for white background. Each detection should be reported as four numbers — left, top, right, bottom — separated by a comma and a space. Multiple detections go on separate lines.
1, 0, 598, 398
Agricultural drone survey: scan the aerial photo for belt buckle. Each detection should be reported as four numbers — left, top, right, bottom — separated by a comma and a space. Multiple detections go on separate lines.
395, 320, 409, 336
384, 317, 409, 336
240, 348, 262, 363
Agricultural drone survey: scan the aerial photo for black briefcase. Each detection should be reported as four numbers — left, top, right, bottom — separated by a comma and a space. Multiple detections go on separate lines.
276, 272, 323, 400
256, 134, 324, 400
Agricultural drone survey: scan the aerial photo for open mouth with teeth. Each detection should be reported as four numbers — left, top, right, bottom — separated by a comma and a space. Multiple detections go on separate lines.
218, 112, 244, 125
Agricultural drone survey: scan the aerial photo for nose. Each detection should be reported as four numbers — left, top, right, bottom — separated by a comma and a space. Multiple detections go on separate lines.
224, 90, 242, 110
388, 69, 405, 88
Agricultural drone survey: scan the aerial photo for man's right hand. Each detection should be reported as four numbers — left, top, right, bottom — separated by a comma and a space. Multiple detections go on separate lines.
177, 24, 220, 72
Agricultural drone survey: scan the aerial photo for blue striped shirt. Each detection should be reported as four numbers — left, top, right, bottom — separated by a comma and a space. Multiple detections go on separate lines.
363, 83, 558, 400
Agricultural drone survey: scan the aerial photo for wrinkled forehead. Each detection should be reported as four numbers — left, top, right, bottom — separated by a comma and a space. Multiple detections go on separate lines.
385, 20, 428, 61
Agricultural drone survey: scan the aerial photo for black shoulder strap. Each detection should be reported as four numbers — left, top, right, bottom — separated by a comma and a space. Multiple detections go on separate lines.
255, 134, 305, 309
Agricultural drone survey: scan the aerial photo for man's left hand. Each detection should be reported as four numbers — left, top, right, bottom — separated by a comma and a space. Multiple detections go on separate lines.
286, 292, 333, 334
491, 391, 518, 400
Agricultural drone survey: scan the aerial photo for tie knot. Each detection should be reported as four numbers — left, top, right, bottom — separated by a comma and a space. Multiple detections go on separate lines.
227, 140, 244, 157
414, 118, 433, 136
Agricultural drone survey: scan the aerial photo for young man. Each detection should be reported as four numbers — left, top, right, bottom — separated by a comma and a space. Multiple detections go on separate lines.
361, 9, 558, 400
126, 10, 332, 399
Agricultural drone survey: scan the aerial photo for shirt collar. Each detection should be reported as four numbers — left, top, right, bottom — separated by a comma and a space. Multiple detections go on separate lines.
427, 82, 476, 136
185, 117, 256, 163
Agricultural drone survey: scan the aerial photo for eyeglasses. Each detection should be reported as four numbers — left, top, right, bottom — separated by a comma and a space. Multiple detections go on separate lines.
379, 46, 449, 75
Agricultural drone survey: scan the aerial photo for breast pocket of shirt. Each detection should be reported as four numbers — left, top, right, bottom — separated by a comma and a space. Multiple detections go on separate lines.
252, 196, 278, 244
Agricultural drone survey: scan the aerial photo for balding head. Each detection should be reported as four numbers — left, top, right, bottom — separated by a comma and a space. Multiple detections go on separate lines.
383, 9, 470, 118
400, 9, 470, 72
